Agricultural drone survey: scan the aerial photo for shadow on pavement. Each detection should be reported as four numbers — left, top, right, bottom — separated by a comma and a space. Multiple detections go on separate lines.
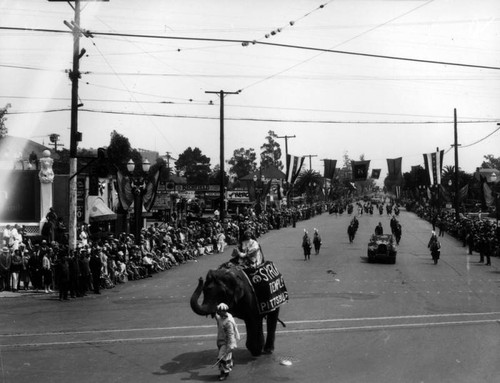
155, 349, 257, 381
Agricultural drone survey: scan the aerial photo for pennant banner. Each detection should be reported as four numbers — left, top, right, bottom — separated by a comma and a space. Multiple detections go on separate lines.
423, 150, 444, 185
262, 180, 272, 200
247, 181, 256, 202
351, 160, 370, 181
457, 184, 469, 202
286, 154, 305, 184
116, 171, 134, 210
483, 183, 494, 207
387, 157, 402, 179
371, 169, 381, 179
395, 185, 401, 199
323, 159, 337, 180
143, 170, 161, 211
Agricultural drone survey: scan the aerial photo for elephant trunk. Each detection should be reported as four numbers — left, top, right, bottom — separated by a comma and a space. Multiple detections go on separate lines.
190, 277, 214, 316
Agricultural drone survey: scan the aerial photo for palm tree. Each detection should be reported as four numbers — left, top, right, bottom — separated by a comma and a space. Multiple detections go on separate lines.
295, 169, 324, 204
442, 165, 455, 185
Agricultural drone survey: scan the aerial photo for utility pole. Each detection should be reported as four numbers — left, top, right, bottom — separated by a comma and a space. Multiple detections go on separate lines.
277, 134, 296, 169
163, 152, 173, 170
304, 154, 318, 170
436, 146, 440, 215
452, 109, 461, 221
205, 90, 240, 222
50, 0, 103, 249
68, 0, 82, 251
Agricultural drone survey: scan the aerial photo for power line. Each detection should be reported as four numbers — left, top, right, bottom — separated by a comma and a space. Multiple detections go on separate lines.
7, 106, 499, 125
1, 26, 499, 71
460, 126, 500, 148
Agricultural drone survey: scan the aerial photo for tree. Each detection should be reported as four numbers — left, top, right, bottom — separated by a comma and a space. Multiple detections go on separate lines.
175, 147, 211, 184
107, 130, 141, 174
228, 147, 257, 181
0, 103, 11, 138
295, 169, 324, 204
209, 164, 230, 185
260, 130, 283, 170
481, 154, 500, 170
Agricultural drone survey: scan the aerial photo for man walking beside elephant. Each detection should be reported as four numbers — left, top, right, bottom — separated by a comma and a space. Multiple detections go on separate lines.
215, 303, 240, 381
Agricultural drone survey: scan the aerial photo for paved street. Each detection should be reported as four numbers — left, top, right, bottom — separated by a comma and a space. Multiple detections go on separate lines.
1, 209, 499, 383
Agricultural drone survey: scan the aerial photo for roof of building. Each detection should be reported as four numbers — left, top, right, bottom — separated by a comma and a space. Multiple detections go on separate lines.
0, 135, 59, 169
0, 135, 57, 166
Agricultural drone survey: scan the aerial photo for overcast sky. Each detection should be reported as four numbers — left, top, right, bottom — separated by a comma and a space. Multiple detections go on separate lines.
1, 0, 499, 178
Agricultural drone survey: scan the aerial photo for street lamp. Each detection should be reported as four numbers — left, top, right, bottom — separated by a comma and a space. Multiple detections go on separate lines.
308, 181, 317, 205
127, 158, 151, 244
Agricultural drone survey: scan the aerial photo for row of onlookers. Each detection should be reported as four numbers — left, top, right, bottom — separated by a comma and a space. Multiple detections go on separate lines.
0, 203, 329, 295
406, 200, 500, 261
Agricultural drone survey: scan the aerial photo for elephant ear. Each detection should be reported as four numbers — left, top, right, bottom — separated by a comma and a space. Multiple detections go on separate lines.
205, 269, 216, 283
230, 270, 247, 302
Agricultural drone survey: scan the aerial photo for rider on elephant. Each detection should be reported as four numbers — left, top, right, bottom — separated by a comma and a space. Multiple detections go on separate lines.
230, 230, 263, 268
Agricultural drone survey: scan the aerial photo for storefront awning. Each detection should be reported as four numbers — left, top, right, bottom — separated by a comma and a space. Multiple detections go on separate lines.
89, 197, 117, 222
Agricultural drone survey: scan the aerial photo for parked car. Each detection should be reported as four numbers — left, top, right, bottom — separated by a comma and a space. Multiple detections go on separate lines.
367, 234, 397, 264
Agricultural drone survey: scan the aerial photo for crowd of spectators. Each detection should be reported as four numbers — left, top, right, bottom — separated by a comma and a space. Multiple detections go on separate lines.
406, 199, 500, 262
0, 204, 326, 298
4, 196, 495, 297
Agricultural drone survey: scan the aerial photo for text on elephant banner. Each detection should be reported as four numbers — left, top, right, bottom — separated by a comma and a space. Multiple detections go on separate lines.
260, 291, 288, 313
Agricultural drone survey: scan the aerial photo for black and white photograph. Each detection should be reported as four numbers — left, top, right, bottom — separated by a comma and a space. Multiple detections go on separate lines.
0, 1, 499, 382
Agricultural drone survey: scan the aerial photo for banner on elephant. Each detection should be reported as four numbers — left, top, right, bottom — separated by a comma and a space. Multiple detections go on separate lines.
242, 261, 288, 315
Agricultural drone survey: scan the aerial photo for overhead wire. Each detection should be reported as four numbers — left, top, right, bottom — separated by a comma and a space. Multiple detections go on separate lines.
1, 26, 498, 71
86, 35, 175, 150
8, 106, 498, 126
239, 0, 436, 91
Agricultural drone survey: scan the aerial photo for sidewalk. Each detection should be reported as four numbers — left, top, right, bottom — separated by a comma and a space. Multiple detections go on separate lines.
0, 289, 53, 299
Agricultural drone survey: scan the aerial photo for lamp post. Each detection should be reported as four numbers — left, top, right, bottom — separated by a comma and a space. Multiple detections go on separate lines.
127, 158, 151, 244
307, 181, 317, 205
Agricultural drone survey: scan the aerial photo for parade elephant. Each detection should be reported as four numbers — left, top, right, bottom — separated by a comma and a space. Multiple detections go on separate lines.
190, 267, 282, 357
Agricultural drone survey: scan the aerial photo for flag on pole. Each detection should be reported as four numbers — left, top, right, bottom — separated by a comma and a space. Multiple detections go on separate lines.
351, 160, 370, 181
387, 157, 402, 179
423, 150, 444, 185
286, 154, 305, 184
323, 159, 337, 180
371, 169, 381, 179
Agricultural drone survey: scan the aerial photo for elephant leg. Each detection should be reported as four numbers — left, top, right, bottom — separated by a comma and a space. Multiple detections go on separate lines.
263, 308, 280, 354
245, 317, 265, 357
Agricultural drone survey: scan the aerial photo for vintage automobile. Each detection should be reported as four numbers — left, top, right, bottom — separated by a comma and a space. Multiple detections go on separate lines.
367, 234, 397, 264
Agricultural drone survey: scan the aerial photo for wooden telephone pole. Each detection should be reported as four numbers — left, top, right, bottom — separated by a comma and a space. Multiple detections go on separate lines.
205, 90, 239, 221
